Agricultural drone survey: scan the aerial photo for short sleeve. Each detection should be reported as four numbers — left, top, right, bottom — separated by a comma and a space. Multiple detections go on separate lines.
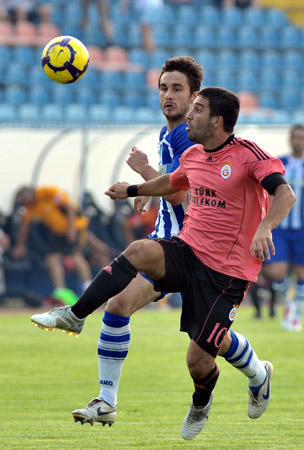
170, 124, 196, 173
170, 165, 189, 191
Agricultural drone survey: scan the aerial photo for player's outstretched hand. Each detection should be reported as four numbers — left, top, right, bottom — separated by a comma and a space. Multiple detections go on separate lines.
250, 226, 275, 262
126, 146, 149, 174
105, 182, 130, 200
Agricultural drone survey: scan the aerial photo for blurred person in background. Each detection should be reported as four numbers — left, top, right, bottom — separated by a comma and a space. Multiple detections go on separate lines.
11, 185, 92, 306
264, 124, 304, 332
120, 0, 163, 53
81, 0, 113, 44
0, 0, 52, 24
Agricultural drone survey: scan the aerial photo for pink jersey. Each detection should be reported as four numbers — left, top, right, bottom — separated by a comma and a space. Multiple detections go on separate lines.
170, 136, 285, 282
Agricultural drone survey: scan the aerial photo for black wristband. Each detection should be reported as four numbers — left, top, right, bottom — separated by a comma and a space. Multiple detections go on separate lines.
127, 185, 139, 197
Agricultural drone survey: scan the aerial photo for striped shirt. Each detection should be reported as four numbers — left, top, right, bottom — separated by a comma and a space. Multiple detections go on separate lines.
279, 155, 304, 230
149, 123, 196, 239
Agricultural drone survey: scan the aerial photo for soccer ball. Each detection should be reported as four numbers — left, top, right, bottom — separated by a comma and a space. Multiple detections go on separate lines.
41, 36, 89, 84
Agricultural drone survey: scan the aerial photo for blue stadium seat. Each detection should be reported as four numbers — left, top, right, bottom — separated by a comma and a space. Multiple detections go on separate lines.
282, 50, 303, 71
99, 70, 122, 90
145, 90, 160, 110
30, 66, 51, 87
40, 103, 64, 121
64, 104, 88, 123
280, 26, 302, 50
112, 106, 134, 125
0, 45, 12, 63
129, 48, 150, 67
171, 26, 193, 49
122, 90, 145, 108
270, 110, 290, 124
0, 104, 17, 123
153, 25, 171, 48
13, 46, 36, 68
221, 7, 243, 26
264, 8, 288, 28
259, 69, 281, 92
198, 6, 221, 26
237, 27, 259, 50
4, 63, 28, 87
292, 110, 304, 124
28, 86, 51, 106
98, 89, 120, 107
149, 49, 170, 69
51, 84, 74, 105
194, 50, 216, 71
135, 107, 157, 125
215, 26, 237, 50
260, 26, 280, 50
83, 25, 106, 47
18, 104, 40, 123
176, 5, 198, 25
78, 68, 100, 89
239, 51, 260, 70
216, 50, 238, 69
127, 25, 142, 47
260, 50, 282, 70
4, 86, 27, 106
151, 3, 176, 25
282, 69, 302, 89
76, 87, 97, 106
88, 104, 110, 123
122, 71, 146, 90
112, 25, 126, 47
215, 69, 237, 92
243, 8, 265, 26
193, 26, 216, 50
237, 69, 259, 93
279, 88, 301, 110
258, 91, 278, 109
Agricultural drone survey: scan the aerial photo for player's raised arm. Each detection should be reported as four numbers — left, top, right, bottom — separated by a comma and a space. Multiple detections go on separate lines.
105, 174, 181, 200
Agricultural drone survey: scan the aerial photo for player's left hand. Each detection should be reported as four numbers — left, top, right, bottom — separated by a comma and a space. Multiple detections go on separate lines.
105, 182, 130, 200
250, 226, 275, 262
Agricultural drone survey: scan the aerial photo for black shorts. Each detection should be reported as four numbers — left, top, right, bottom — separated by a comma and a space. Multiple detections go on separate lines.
153, 237, 250, 357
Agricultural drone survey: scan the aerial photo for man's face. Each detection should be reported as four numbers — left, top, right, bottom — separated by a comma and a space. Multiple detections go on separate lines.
186, 95, 214, 144
159, 71, 193, 123
290, 128, 304, 158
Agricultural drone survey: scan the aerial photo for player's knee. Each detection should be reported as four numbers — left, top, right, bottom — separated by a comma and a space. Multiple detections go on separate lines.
124, 239, 158, 266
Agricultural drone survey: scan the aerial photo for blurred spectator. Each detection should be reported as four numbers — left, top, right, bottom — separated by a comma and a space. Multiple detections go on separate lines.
0, 226, 10, 296
11, 185, 93, 305
121, 197, 159, 245
81, 0, 113, 43
0, 0, 52, 24
214, 0, 260, 8
249, 270, 276, 320
120, 0, 164, 53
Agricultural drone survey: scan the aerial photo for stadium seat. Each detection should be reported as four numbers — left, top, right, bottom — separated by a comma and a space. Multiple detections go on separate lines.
149, 49, 170, 69
76, 87, 97, 106
292, 110, 304, 124
152, 3, 176, 26
215, 69, 237, 92
194, 50, 216, 72
99, 70, 122, 90
112, 106, 134, 125
0, 46, 12, 63
83, 25, 106, 47
13, 46, 36, 68
171, 26, 193, 50
64, 104, 88, 123
258, 91, 278, 109
243, 8, 265, 27
0, 104, 17, 123
282, 69, 302, 89
216, 50, 238, 69
64, 2, 82, 26
259, 26, 280, 50
282, 50, 303, 71
270, 110, 290, 124
198, 6, 221, 27
122, 71, 146, 91
18, 104, 40, 123
40, 103, 64, 121
237, 27, 259, 50
98, 89, 120, 107
260, 50, 282, 70
176, 5, 198, 26
4, 63, 28, 86
153, 25, 172, 48
78, 68, 100, 89
193, 26, 216, 50
279, 88, 301, 110
259, 69, 281, 92
88, 104, 110, 123
122, 90, 145, 108
28, 86, 51, 106
237, 69, 259, 93
145, 90, 160, 110
51, 84, 74, 105
280, 26, 302, 50
221, 7, 243, 27
30, 66, 52, 87
127, 25, 142, 47
135, 107, 157, 125
216, 26, 237, 50
264, 8, 288, 28
128, 48, 149, 68
239, 51, 260, 70
4, 86, 27, 106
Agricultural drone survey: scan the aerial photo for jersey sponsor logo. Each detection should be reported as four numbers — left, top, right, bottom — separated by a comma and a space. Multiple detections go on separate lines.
99, 379, 114, 386
190, 188, 226, 208
228, 306, 238, 321
221, 162, 232, 179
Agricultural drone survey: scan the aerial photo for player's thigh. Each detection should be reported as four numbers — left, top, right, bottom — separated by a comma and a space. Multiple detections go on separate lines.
264, 261, 290, 280
106, 272, 160, 316
123, 238, 166, 280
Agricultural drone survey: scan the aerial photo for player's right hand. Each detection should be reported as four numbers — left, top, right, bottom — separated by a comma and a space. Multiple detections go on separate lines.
105, 182, 130, 200
126, 146, 149, 174
134, 196, 150, 214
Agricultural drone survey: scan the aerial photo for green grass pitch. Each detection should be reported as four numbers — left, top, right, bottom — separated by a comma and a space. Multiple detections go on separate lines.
0, 306, 303, 450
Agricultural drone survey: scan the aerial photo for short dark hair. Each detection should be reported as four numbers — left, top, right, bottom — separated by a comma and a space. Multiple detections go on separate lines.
290, 124, 304, 137
158, 56, 203, 94
198, 87, 240, 133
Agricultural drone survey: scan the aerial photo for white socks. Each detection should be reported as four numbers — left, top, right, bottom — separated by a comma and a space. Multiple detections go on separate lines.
97, 310, 130, 407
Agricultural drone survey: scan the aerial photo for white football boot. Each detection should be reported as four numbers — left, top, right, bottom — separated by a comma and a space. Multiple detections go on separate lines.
181, 392, 214, 440
31, 306, 85, 336
248, 361, 273, 419
72, 398, 117, 426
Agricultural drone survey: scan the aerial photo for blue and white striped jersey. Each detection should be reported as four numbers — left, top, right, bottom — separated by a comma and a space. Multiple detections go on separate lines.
279, 155, 304, 230
149, 123, 196, 239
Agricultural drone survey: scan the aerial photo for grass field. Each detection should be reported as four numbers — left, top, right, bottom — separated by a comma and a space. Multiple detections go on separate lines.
0, 306, 303, 450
